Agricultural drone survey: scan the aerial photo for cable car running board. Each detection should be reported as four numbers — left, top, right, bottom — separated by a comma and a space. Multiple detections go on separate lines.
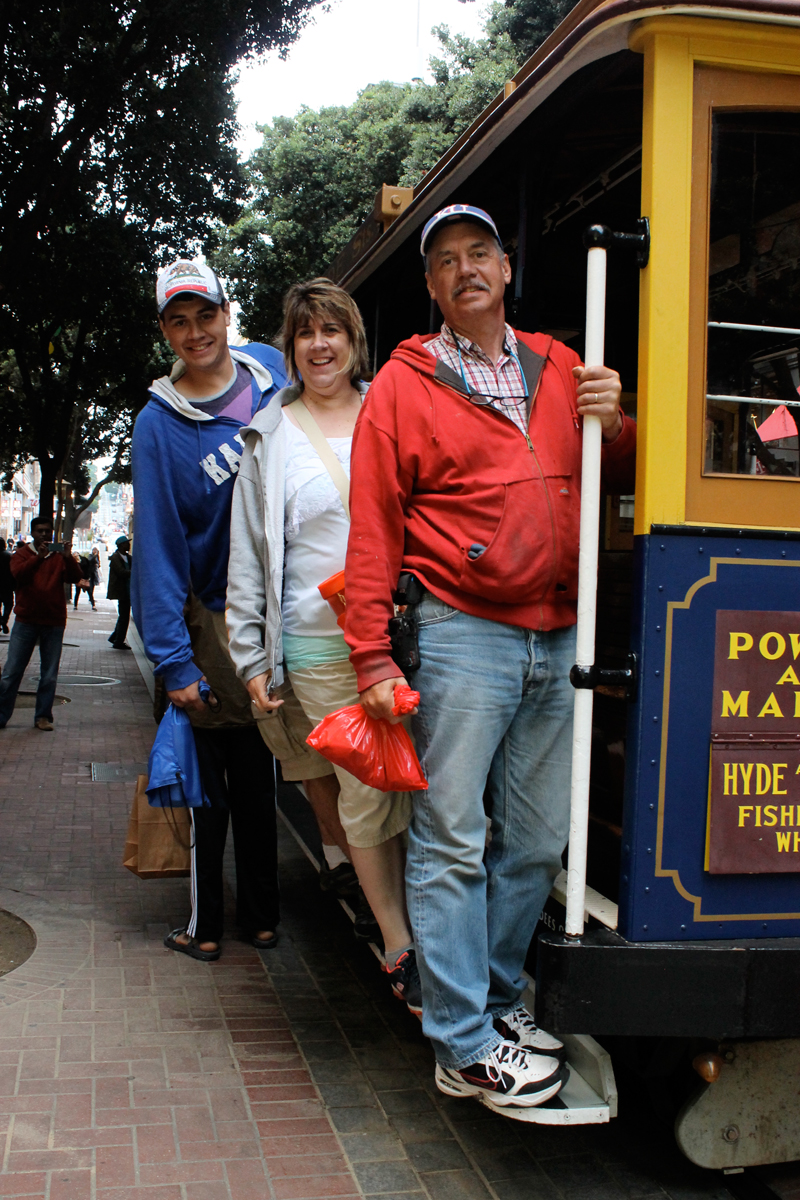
492, 981, 617, 1125
550, 869, 619, 931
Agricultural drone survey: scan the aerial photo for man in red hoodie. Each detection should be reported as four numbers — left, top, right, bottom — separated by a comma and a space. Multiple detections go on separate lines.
0, 516, 84, 731
344, 205, 636, 1113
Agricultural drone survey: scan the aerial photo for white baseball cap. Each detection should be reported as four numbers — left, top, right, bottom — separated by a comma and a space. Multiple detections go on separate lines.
420, 205, 502, 258
156, 260, 225, 314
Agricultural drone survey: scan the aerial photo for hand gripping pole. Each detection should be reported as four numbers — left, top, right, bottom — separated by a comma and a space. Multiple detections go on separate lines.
564, 225, 610, 939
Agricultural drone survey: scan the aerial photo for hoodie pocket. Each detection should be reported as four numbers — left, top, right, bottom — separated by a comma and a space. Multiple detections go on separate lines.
457, 476, 574, 605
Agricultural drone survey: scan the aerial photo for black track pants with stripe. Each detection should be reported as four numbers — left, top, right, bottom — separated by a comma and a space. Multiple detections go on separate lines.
187, 724, 280, 945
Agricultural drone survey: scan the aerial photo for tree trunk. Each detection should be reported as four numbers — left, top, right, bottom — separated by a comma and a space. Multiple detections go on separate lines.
37, 456, 57, 524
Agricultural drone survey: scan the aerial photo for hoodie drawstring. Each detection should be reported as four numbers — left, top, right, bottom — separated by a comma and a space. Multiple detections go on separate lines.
421, 378, 439, 445
197, 424, 211, 496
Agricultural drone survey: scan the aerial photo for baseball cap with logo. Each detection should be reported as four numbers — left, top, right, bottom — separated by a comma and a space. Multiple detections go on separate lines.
420, 204, 502, 258
156, 260, 226, 315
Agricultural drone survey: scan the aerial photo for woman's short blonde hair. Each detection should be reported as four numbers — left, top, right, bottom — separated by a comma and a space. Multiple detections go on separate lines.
281, 277, 369, 386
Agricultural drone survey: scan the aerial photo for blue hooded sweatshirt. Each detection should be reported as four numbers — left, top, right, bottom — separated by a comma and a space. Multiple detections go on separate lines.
147, 699, 211, 808
131, 344, 288, 692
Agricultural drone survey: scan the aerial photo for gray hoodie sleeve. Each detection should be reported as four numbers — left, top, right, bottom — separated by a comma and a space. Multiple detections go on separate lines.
226, 438, 272, 684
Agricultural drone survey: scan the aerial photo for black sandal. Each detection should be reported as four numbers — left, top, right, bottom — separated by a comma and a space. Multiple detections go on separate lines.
164, 928, 221, 961
251, 931, 279, 950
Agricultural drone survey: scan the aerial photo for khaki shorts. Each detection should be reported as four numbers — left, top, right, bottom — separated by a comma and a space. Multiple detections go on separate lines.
253, 677, 334, 781
288, 658, 412, 849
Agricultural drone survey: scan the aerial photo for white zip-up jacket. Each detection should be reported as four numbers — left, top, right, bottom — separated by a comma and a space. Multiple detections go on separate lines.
226, 384, 295, 690
225, 381, 367, 690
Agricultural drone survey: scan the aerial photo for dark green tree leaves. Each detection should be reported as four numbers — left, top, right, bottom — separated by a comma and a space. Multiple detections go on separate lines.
0, 0, 321, 519
213, 0, 571, 341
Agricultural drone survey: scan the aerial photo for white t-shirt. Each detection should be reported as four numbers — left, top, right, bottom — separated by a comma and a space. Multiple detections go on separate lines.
282, 412, 351, 637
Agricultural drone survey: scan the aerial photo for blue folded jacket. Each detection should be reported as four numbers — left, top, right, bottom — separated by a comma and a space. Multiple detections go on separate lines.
146, 702, 211, 808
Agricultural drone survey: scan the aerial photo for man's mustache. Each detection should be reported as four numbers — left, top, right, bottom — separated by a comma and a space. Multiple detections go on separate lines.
452, 280, 490, 299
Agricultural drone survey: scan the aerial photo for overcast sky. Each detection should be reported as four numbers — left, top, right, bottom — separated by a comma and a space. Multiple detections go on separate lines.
234, 0, 488, 157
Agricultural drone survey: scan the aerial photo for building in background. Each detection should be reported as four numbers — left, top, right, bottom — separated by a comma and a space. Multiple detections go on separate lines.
0, 463, 41, 543
95, 482, 133, 542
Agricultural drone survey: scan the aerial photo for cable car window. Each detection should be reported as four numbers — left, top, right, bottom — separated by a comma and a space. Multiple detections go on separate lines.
704, 112, 800, 477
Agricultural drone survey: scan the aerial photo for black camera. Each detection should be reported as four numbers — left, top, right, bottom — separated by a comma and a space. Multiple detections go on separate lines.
388, 573, 424, 674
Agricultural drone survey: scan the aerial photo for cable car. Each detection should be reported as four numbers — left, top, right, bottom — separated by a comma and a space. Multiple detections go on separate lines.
325, 0, 800, 1169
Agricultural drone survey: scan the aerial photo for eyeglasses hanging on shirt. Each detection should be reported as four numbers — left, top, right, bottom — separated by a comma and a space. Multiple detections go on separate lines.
450, 327, 530, 408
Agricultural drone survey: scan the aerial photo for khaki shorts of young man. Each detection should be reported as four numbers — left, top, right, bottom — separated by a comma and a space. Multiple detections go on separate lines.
256, 660, 411, 849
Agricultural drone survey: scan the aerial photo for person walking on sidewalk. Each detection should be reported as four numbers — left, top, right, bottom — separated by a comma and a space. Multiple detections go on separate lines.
0, 538, 13, 634
107, 536, 132, 647
75, 546, 101, 610
344, 205, 636, 1113
0, 516, 84, 731
131, 259, 285, 961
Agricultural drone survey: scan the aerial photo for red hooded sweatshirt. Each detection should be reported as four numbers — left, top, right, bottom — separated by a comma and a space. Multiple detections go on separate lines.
344, 331, 636, 692
11, 544, 83, 627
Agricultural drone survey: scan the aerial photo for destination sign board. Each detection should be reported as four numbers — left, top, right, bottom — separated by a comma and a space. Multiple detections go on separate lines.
706, 610, 800, 874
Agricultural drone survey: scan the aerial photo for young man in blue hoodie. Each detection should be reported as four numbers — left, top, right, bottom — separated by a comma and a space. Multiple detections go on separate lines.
131, 260, 287, 960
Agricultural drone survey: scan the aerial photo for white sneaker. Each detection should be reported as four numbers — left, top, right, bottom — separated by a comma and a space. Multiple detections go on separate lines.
435, 1040, 567, 1110
494, 1005, 565, 1061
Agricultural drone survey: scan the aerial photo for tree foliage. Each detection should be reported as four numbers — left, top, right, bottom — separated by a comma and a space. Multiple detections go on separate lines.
0, 0, 320, 521
213, 0, 571, 339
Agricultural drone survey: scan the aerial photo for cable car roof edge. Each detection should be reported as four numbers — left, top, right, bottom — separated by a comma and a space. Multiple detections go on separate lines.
333, 0, 800, 293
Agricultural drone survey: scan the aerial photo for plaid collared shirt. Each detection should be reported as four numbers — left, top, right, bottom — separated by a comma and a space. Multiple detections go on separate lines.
426, 322, 529, 434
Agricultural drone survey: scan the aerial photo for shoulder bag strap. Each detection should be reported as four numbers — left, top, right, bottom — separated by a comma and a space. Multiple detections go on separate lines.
285, 398, 351, 521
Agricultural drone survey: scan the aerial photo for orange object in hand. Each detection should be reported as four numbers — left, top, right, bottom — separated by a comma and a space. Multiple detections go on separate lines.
306, 686, 427, 792
318, 569, 346, 629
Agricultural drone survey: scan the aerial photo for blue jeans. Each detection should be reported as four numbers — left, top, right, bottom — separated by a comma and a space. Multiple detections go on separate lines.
0, 620, 65, 725
407, 593, 576, 1069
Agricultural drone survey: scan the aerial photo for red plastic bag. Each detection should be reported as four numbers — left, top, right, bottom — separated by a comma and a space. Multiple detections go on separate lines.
306, 686, 427, 792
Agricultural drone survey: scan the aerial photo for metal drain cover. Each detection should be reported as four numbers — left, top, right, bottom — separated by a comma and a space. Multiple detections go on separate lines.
31, 674, 119, 686
91, 763, 148, 782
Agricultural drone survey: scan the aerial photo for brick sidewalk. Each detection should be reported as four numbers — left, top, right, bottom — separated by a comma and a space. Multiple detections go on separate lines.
0, 601, 731, 1200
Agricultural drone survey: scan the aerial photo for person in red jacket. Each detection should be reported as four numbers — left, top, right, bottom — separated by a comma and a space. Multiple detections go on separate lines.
0, 515, 84, 731
344, 204, 636, 1114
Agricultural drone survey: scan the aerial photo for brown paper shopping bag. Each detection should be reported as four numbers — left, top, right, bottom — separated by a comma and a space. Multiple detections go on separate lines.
122, 775, 191, 879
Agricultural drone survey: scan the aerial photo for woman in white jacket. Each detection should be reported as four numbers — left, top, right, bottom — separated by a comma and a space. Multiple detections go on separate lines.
226, 279, 420, 1014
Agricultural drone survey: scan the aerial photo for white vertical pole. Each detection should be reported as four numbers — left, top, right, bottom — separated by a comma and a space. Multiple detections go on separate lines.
565, 244, 607, 938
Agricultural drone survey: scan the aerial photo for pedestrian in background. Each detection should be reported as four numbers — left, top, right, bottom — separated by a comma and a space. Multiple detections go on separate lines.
0, 538, 13, 634
74, 546, 100, 610
0, 516, 84, 730
107, 535, 131, 648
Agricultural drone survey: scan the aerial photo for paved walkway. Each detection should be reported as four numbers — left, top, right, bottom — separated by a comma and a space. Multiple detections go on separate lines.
0, 599, 732, 1200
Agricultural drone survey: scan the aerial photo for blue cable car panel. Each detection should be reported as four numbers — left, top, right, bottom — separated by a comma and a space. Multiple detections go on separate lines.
619, 530, 800, 941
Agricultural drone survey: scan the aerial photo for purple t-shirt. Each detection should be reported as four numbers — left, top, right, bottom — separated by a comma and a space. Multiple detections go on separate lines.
194, 363, 255, 421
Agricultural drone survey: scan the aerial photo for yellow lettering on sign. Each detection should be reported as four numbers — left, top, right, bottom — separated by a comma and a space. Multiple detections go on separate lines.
791, 633, 800, 660
739, 806, 753, 826
796, 832, 800, 853
781, 806, 795, 827
773, 764, 788, 796
796, 692, 800, 718
777, 831, 791, 851
740, 763, 754, 795
722, 691, 749, 718
723, 763, 737, 795
777, 665, 800, 686
764, 805, 778, 826
757, 764, 772, 794
758, 693, 784, 719
755, 805, 762, 827
760, 633, 787, 660
729, 633, 754, 659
